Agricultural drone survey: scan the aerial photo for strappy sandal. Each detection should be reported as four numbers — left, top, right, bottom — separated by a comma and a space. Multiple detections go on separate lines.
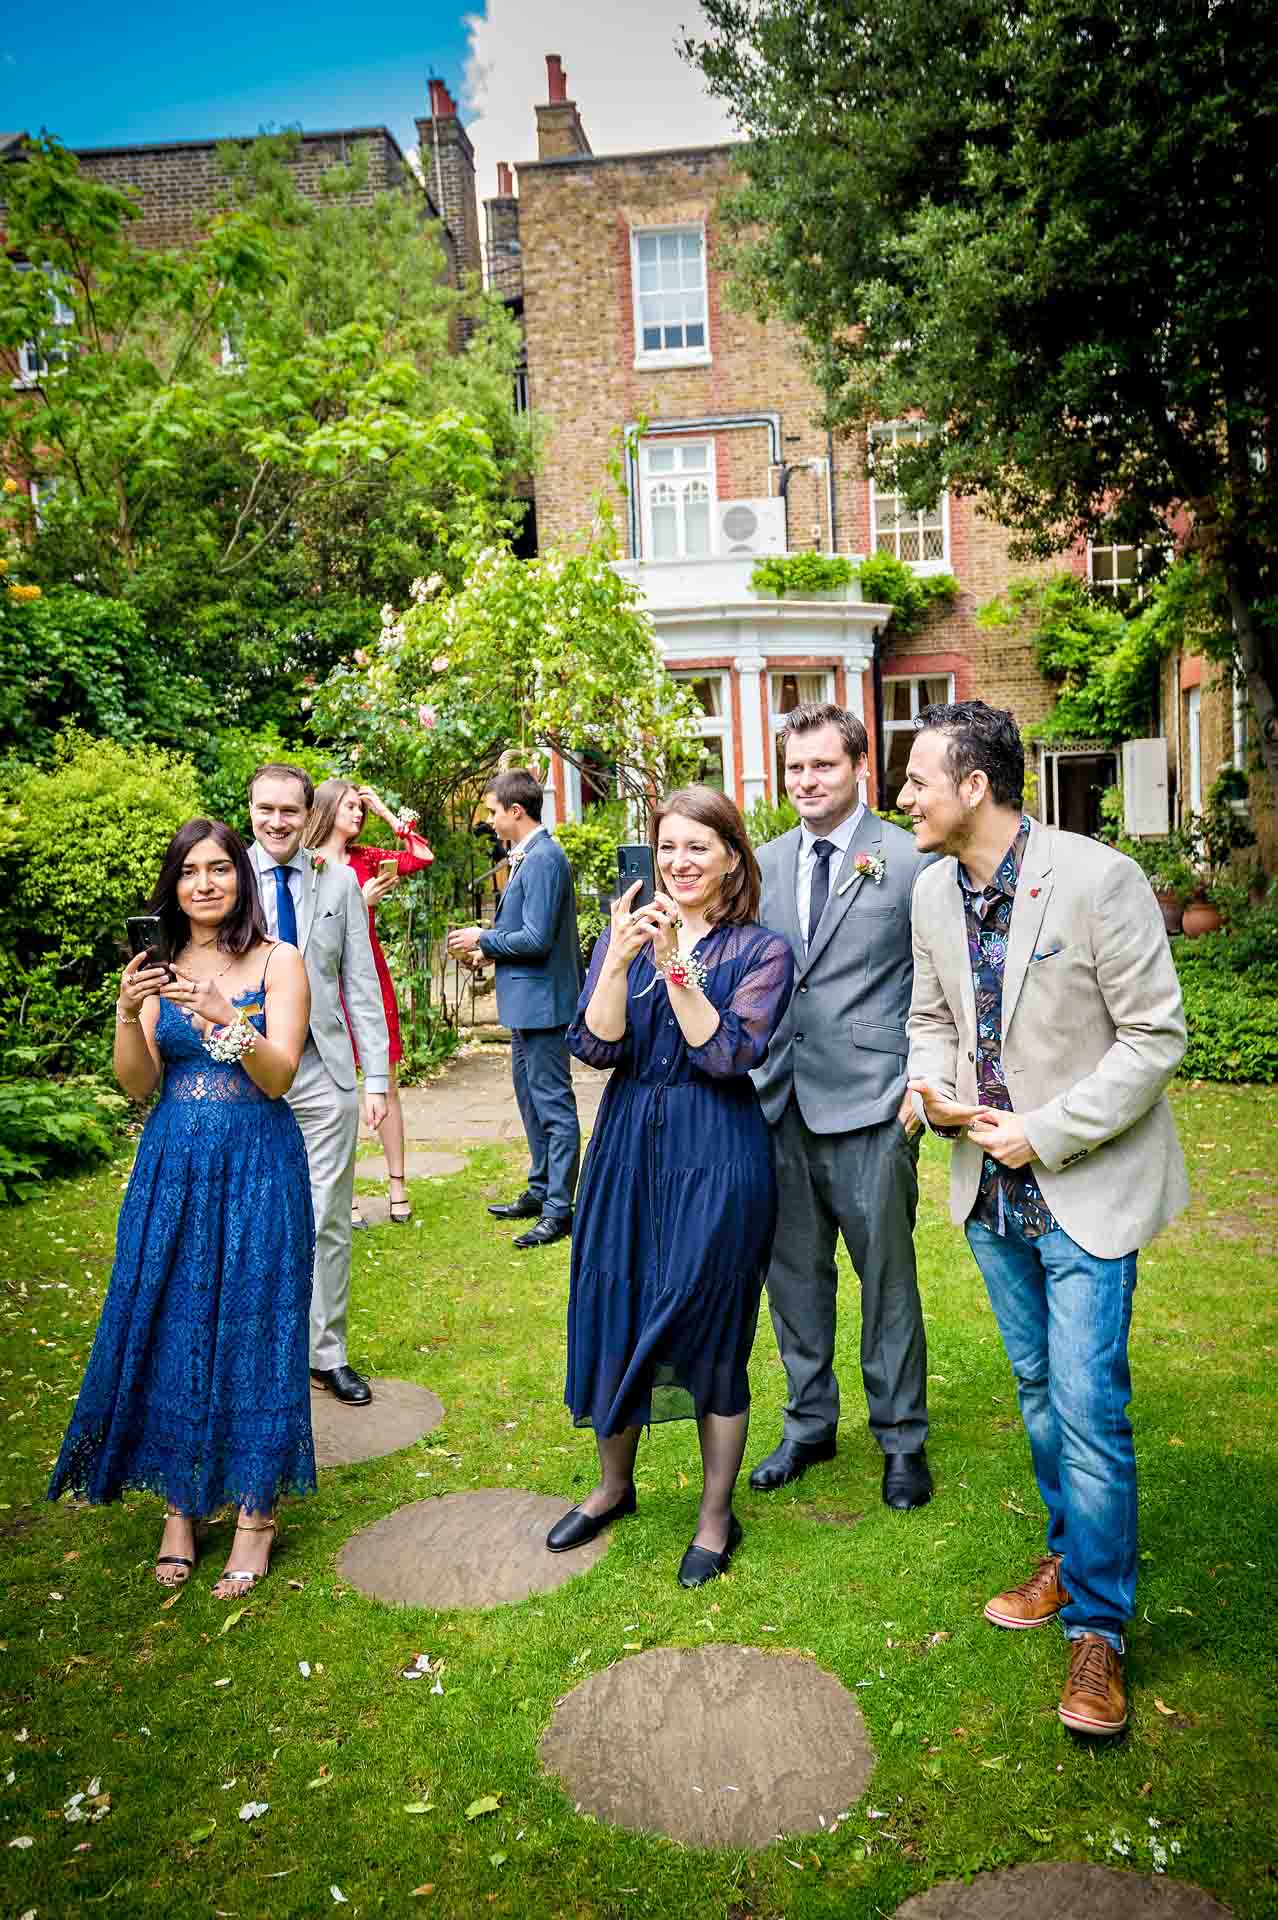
212, 1518, 276, 1600
387, 1175, 412, 1225
155, 1508, 198, 1589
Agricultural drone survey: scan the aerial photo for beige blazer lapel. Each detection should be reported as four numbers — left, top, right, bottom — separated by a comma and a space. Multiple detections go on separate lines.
1001, 824, 1054, 1041
801, 810, 881, 977
939, 861, 978, 1044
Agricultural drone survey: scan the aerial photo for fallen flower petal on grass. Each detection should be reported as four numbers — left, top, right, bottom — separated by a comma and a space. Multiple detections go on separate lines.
238, 1801, 268, 1822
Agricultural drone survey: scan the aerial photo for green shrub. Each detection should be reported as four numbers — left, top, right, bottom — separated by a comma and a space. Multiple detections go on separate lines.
750, 553, 855, 597
745, 794, 799, 847
0, 1070, 128, 1205
0, 732, 202, 1072
0, 587, 206, 765
1174, 904, 1278, 1083
855, 552, 960, 633
556, 803, 629, 953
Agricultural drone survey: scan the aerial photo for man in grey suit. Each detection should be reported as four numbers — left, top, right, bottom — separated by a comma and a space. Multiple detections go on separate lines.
750, 703, 934, 1511
248, 764, 390, 1406
903, 700, 1188, 1736
448, 768, 581, 1249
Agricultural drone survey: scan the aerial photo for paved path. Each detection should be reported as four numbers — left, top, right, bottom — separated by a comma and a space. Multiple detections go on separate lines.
363, 1035, 606, 1154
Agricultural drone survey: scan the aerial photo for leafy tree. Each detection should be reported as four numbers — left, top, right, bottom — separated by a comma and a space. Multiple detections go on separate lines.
686, 0, 1278, 789
0, 134, 527, 734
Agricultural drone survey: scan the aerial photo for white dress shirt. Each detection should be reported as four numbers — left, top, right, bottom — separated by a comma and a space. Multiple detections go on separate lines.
795, 804, 865, 946
257, 849, 306, 941
507, 823, 546, 868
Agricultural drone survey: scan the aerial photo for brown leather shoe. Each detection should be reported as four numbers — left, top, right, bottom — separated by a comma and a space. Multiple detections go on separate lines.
984, 1552, 1070, 1629
1059, 1633, 1128, 1736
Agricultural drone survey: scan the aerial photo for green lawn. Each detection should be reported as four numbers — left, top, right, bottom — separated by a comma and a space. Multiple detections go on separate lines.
2, 1083, 1276, 1919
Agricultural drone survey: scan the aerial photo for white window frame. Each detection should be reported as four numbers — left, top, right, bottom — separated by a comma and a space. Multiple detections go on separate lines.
670, 670, 731, 792
868, 422, 949, 572
29, 475, 58, 531
631, 225, 711, 370
1232, 663, 1249, 774
1037, 745, 1120, 831
1187, 685, 1202, 815
881, 673, 956, 802
14, 263, 73, 387
639, 438, 716, 562
769, 668, 837, 793
1088, 536, 1160, 601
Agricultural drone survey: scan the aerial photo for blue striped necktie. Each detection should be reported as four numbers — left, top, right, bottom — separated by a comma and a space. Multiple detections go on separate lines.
272, 863, 298, 946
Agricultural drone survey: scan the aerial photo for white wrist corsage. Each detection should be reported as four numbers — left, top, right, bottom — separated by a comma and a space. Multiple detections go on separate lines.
203, 1011, 258, 1063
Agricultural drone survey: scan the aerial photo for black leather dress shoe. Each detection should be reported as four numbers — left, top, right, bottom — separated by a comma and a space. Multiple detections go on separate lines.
748, 1435, 837, 1492
546, 1486, 637, 1552
513, 1214, 572, 1249
882, 1447, 933, 1510
310, 1365, 372, 1406
487, 1193, 544, 1220
677, 1514, 743, 1588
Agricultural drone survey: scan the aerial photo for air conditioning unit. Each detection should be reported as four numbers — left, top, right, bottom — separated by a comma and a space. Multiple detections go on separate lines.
1122, 738, 1169, 836
717, 497, 787, 557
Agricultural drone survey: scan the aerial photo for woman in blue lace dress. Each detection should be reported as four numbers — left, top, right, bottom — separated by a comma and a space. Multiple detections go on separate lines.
49, 819, 315, 1598
546, 786, 794, 1587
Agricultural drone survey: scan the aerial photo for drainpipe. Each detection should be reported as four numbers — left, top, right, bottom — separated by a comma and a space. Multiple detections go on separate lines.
871, 624, 887, 807
826, 428, 839, 555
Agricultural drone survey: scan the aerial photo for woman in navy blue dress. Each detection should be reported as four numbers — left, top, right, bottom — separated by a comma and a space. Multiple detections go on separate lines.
49, 820, 316, 1598
546, 786, 793, 1586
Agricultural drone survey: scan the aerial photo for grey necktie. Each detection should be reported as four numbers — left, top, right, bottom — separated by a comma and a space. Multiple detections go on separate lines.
807, 839, 836, 946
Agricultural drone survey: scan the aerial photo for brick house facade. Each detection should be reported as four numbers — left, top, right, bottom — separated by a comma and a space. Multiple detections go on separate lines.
486, 55, 1273, 874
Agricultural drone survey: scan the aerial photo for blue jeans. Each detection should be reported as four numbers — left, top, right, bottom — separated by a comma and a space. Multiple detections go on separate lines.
966, 1217, 1137, 1651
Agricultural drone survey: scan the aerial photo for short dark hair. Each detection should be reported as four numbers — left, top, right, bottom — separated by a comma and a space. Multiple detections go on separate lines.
649, 785, 762, 927
491, 768, 544, 820
779, 701, 869, 766
915, 700, 1025, 808
248, 762, 315, 809
148, 819, 267, 959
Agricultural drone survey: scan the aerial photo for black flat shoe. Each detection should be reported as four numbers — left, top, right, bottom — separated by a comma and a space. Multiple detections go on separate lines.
310, 1365, 373, 1406
882, 1447, 932, 1510
748, 1435, 837, 1492
513, 1214, 572, 1249
545, 1486, 637, 1552
677, 1515, 743, 1588
488, 1193, 543, 1220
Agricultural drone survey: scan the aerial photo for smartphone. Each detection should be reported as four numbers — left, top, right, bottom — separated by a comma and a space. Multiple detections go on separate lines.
126, 915, 174, 978
616, 843, 657, 913
377, 857, 399, 881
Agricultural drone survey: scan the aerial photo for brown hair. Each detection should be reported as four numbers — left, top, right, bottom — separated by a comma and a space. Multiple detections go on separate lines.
649, 785, 761, 927
779, 701, 869, 766
491, 767, 545, 820
304, 778, 364, 851
248, 761, 316, 809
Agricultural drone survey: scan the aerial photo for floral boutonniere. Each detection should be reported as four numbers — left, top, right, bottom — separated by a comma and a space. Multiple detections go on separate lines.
850, 850, 886, 888
309, 850, 328, 878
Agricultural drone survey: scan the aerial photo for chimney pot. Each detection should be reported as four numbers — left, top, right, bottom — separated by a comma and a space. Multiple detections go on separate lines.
496, 161, 513, 196
428, 77, 457, 118
546, 53, 567, 103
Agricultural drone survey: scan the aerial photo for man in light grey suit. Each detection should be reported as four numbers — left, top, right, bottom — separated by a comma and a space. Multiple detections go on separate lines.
448, 768, 581, 1249
903, 700, 1188, 1737
749, 703, 934, 1512
248, 764, 390, 1406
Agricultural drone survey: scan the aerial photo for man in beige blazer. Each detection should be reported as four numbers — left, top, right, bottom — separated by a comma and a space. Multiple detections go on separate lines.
901, 701, 1188, 1739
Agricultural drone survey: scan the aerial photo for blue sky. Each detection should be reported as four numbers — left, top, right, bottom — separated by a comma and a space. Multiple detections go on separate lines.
0, 2, 473, 152
1, 2, 736, 212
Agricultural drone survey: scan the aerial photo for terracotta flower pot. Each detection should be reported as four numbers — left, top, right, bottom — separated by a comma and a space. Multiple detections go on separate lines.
1181, 899, 1222, 938
1153, 890, 1184, 935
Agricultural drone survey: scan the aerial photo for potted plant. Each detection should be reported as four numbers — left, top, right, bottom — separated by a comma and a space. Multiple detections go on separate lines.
749, 554, 856, 600
1182, 771, 1258, 937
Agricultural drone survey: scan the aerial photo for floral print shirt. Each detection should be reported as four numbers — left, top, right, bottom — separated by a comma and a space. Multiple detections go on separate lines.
958, 818, 1059, 1240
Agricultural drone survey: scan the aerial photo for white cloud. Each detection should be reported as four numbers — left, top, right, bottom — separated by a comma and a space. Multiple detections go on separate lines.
460, 0, 738, 205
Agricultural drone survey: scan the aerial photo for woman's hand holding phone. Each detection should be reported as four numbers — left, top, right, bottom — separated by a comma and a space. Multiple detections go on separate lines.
118, 951, 170, 1019
362, 871, 398, 907
607, 883, 679, 969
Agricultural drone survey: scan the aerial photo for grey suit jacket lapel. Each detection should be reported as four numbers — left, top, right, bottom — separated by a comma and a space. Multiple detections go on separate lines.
800, 810, 883, 977
297, 851, 318, 952
1001, 822, 1055, 1039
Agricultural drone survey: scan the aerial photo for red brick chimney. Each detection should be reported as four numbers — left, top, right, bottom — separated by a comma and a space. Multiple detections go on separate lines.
496, 161, 513, 197
415, 79, 480, 280
536, 52, 592, 160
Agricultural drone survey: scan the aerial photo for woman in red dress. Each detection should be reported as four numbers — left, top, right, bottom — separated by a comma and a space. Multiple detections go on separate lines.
304, 780, 434, 1226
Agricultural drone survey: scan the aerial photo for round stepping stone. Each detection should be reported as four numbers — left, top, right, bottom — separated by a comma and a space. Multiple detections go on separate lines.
892, 1864, 1232, 1918
310, 1378, 444, 1468
337, 1490, 610, 1608
539, 1644, 874, 1848
356, 1149, 467, 1180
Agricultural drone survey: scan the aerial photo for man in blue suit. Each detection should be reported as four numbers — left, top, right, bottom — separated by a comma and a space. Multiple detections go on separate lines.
448, 768, 582, 1247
